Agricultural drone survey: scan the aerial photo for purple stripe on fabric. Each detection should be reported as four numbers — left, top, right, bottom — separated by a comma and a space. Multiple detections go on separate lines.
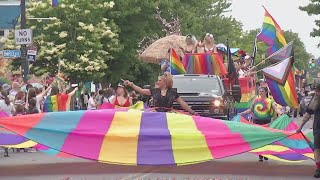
60, 110, 116, 160
137, 112, 175, 165
0, 133, 28, 145
273, 153, 309, 161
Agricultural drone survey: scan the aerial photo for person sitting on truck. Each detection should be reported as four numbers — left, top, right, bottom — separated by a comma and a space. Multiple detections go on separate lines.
197, 33, 217, 53
239, 86, 283, 162
123, 72, 198, 115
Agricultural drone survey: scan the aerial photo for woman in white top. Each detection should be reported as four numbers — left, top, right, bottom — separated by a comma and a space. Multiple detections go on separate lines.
87, 92, 97, 110
0, 91, 15, 116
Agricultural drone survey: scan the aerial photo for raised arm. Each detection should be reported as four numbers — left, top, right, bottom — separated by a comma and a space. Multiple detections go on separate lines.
68, 87, 79, 96
39, 84, 52, 98
123, 80, 151, 96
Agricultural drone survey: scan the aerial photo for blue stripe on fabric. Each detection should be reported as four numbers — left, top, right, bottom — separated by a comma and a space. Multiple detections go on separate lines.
25, 111, 85, 151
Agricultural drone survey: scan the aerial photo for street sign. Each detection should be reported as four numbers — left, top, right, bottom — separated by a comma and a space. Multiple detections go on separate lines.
14, 29, 32, 45
27, 49, 37, 56
2, 50, 21, 58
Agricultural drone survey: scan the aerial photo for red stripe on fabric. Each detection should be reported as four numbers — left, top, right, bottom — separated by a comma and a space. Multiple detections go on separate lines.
0, 113, 45, 136
193, 116, 252, 158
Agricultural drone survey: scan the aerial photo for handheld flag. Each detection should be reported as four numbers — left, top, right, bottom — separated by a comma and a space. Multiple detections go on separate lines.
170, 48, 186, 75
257, 6, 287, 56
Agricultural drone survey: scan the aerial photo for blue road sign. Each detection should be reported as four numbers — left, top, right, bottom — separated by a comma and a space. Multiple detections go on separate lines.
3, 50, 21, 58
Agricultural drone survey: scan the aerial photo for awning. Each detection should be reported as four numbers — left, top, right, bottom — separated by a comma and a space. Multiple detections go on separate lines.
0, 4, 20, 29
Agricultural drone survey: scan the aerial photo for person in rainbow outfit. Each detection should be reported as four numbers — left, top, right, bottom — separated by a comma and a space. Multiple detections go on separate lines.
239, 86, 283, 162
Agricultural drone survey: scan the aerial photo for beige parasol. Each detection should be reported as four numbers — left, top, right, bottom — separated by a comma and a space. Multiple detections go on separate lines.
139, 35, 186, 64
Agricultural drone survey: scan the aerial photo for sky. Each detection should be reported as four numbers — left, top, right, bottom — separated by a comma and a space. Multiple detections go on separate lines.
229, 0, 320, 58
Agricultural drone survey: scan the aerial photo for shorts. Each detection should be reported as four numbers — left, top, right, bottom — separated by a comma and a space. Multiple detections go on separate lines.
253, 119, 271, 125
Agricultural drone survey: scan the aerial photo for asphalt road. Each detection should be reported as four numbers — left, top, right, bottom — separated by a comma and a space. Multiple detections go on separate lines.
0, 117, 317, 180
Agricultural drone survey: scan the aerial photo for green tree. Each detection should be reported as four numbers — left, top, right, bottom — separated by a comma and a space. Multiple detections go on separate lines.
4, 0, 121, 82
283, 30, 311, 70
105, 0, 244, 86
300, 0, 320, 47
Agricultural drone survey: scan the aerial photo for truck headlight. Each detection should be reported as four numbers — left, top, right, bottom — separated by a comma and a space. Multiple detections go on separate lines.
213, 100, 221, 107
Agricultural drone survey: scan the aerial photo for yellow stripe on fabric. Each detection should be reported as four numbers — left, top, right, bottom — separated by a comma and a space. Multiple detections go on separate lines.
276, 31, 287, 46
264, 16, 276, 27
250, 145, 290, 153
4, 141, 38, 148
264, 155, 304, 163
284, 80, 293, 107
98, 111, 142, 165
304, 153, 315, 159
240, 93, 255, 102
166, 113, 212, 165
51, 96, 58, 112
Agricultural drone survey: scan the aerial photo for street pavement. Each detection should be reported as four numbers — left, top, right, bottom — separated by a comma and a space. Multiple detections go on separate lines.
0, 117, 317, 180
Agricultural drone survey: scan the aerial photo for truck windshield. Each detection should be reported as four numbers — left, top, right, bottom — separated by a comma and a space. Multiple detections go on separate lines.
173, 76, 222, 96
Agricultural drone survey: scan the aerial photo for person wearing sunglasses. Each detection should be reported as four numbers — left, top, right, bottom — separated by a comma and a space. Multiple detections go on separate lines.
239, 86, 283, 162
297, 83, 320, 178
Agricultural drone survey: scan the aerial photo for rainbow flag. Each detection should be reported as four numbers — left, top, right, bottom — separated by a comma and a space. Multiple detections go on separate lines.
262, 58, 298, 108
183, 53, 227, 76
170, 48, 186, 75
52, 0, 62, 7
257, 6, 287, 56
0, 109, 305, 166
43, 94, 72, 112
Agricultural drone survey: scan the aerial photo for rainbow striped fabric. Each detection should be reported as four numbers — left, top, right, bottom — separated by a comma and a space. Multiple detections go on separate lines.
257, 6, 287, 56
43, 94, 72, 112
0, 109, 304, 165
232, 115, 314, 162
170, 48, 186, 75
52, 0, 62, 7
183, 53, 227, 76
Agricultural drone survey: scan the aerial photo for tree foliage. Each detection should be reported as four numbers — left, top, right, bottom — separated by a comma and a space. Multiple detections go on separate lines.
300, 0, 320, 47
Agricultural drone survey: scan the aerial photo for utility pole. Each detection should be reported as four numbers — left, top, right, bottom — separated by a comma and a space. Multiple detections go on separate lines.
20, 0, 29, 83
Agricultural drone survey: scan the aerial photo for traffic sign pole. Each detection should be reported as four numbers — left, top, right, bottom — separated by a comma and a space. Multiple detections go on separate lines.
20, 0, 29, 84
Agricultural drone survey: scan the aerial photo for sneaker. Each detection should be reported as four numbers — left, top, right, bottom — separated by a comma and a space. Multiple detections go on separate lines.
314, 169, 320, 178
264, 157, 269, 161
259, 155, 263, 162
4, 154, 9, 157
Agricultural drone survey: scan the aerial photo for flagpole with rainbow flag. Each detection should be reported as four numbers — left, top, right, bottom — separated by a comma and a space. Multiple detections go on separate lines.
257, 6, 298, 108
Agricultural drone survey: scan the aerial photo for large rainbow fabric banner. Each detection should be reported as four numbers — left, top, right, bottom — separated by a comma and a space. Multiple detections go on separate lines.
257, 6, 287, 56
43, 94, 72, 112
232, 115, 314, 162
0, 109, 307, 166
183, 53, 227, 76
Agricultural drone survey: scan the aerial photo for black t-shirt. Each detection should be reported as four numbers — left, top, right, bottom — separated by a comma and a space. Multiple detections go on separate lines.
150, 88, 179, 111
